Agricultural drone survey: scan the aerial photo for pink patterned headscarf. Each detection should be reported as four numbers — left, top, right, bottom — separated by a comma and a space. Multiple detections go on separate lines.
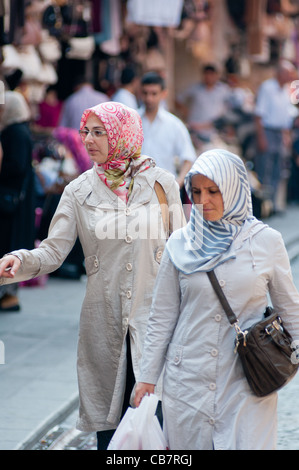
80, 101, 154, 202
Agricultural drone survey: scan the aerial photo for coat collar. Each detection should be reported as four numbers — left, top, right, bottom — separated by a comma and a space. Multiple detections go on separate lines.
71, 166, 162, 208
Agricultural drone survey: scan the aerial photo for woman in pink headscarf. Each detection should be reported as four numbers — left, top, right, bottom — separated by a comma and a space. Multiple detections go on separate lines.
0, 102, 185, 449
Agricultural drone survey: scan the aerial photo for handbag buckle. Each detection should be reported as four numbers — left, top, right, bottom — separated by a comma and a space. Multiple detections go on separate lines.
265, 316, 283, 335
234, 322, 248, 352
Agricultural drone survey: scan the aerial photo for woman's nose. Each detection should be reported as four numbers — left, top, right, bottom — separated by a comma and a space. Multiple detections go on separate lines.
199, 191, 209, 205
85, 131, 94, 142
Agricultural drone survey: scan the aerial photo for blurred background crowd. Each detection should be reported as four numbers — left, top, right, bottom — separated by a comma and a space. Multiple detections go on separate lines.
1, 0, 299, 304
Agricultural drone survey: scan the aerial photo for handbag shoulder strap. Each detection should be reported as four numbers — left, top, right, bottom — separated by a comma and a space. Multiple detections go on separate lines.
154, 181, 170, 239
207, 270, 238, 325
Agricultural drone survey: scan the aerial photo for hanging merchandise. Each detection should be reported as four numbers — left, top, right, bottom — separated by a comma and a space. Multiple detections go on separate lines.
7, 0, 26, 44
126, 0, 184, 27
100, 0, 122, 56
246, 0, 267, 56
0, 0, 5, 45
12, 45, 42, 80
20, 0, 45, 46
42, 2, 64, 38
42, 0, 91, 39
92, 0, 112, 44
2, 43, 58, 84
38, 29, 62, 63
37, 63, 58, 84
65, 35, 95, 60
42, 0, 94, 60
2, 44, 22, 71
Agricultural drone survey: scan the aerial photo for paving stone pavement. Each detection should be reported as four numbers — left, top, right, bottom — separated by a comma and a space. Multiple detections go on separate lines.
0, 275, 84, 450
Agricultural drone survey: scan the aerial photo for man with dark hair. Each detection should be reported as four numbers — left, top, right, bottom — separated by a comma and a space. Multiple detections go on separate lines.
112, 65, 139, 109
141, 71, 165, 89
139, 71, 196, 189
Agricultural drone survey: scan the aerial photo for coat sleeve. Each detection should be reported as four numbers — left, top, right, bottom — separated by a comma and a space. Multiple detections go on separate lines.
0, 184, 78, 285
268, 230, 299, 342
138, 250, 181, 384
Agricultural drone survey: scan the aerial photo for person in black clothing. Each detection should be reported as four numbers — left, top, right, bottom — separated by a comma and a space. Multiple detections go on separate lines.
0, 90, 35, 311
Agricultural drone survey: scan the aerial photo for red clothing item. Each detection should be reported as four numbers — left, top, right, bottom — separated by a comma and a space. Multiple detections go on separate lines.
36, 101, 62, 128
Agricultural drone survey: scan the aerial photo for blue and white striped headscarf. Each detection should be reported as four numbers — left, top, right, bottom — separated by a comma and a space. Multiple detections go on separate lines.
166, 149, 259, 274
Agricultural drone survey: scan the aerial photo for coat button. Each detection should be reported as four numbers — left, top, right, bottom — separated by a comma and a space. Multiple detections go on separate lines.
209, 417, 215, 425
174, 355, 180, 364
94, 259, 99, 268
125, 235, 132, 243
125, 208, 131, 216
211, 348, 218, 357
209, 383, 216, 391
215, 314, 222, 322
126, 263, 132, 271
126, 290, 132, 299
219, 280, 226, 287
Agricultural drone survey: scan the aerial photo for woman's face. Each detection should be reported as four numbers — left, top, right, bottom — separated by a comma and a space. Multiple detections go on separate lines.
81, 114, 109, 164
191, 174, 224, 221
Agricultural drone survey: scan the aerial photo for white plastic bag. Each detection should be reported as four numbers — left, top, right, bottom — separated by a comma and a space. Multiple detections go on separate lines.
107, 394, 167, 450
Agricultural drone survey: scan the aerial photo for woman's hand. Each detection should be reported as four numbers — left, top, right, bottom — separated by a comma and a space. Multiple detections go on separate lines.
134, 382, 155, 407
0, 255, 21, 278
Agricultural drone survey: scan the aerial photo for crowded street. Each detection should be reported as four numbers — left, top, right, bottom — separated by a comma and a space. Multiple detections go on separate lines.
2, 0, 299, 452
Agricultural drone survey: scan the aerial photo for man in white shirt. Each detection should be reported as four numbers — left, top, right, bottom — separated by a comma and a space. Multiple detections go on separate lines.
255, 60, 298, 212
112, 65, 139, 110
138, 72, 196, 190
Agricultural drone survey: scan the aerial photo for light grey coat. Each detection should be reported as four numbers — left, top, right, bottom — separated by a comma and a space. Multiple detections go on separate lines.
139, 221, 299, 450
0, 166, 185, 432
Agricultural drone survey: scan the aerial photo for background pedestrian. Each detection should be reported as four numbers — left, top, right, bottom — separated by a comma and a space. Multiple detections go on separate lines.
112, 64, 140, 109
0, 91, 35, 312
255, 60, 298, 214
138, 71, 196, 202
59, 77, 108, 130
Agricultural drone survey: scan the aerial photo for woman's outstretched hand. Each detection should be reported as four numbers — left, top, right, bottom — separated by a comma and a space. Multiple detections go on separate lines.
0, 255, 21, 278
134, 382, 155, 407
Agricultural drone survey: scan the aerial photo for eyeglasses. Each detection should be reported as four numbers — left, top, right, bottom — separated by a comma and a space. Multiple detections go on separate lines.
78, 129, 107, 140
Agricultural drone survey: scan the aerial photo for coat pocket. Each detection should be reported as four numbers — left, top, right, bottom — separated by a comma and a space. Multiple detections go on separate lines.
165, 343, 183, 366
85, 255, 100, 276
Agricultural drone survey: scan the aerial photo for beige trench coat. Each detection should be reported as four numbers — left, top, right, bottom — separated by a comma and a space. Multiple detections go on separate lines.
0, 166, 186, 432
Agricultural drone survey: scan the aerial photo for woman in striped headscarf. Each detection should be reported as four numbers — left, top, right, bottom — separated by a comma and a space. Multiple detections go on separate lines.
135, 149, 299, 450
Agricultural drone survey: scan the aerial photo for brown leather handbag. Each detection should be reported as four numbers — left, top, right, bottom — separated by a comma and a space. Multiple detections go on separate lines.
207, 270, 299, 397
